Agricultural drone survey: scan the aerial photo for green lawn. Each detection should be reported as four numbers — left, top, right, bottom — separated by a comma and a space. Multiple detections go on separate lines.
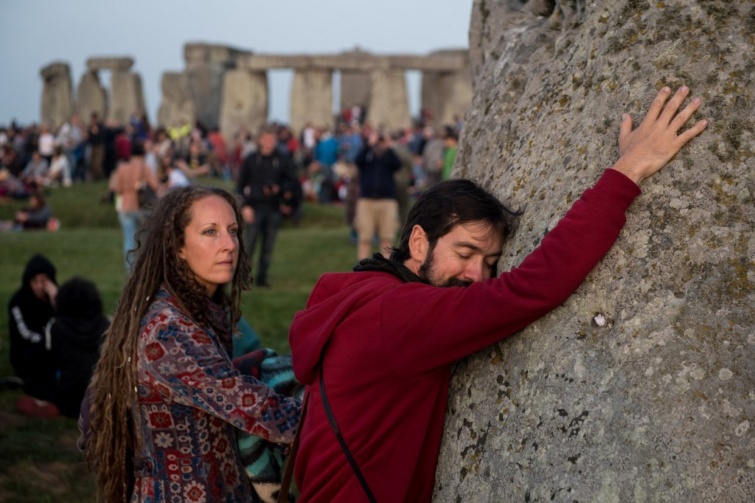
0, 180, 358, 501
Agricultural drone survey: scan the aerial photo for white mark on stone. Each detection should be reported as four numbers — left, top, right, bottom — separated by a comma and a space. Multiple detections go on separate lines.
735, 420, 749, 437
690, 367, 705, 380
747, 459, 755, 469
719, 368, 734, 381
593, 313, 607, 327
645, 366, 654, 377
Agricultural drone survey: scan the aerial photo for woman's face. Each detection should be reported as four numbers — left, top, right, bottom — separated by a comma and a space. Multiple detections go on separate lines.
179, 195, 240, 296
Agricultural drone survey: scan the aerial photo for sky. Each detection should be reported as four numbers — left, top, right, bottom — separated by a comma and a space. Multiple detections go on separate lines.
1, 0, 473, 127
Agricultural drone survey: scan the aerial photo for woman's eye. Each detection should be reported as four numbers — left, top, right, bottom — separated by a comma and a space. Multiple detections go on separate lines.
203, 229, 216, 236
229, 228, 239, 236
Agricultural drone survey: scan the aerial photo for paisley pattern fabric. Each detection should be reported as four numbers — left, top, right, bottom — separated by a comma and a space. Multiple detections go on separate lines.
132, 288, 301, 502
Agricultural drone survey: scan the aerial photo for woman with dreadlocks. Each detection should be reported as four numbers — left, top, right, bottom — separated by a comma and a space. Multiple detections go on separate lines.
82, 186, 301, 502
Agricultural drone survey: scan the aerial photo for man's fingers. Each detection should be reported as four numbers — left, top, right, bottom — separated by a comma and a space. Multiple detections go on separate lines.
643, 87, 672, 124
659, 86, 690, 125
670, 96, 703, 131
676, 119, 709, 146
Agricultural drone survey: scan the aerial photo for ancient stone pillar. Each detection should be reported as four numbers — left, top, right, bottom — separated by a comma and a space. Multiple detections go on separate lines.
184, 43, 248, 129
219, 69, 268, 145
366, 69, 411, 132
157, 72, 195, 129
340, 71, 372, 116
76, 71, 107, 124
40, 62, 74, 129
421, 51, 473, 127
109, 72, 146, 126
290, 69, 333, 133
433, 1, 754, 501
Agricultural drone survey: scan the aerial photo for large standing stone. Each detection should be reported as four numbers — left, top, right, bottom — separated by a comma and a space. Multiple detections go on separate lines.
219, 69, 268, 144
40, 62, 74, 128
109, 71, 146, 125
421, 50, 473, 126
367, 69, 411, 132
184, 43, 250, 129
158, 72, 195, 129
340, 71, 372, 113
434, 0, 754, 502
290, 69, 333, 133
76, 71, 107, 123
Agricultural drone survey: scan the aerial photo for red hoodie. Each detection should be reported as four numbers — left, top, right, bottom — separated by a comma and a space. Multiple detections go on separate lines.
289, 169, 640, 502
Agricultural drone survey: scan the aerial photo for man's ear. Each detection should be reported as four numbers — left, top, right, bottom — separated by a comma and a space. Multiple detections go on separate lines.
408, 225, 429, 263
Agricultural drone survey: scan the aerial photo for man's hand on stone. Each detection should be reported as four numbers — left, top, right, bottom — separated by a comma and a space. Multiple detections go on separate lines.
612, 85, 708, 184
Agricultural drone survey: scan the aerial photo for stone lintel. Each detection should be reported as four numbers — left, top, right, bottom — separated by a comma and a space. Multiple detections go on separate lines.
236, 51, 468, 72
86, 57, 135, 72
184, 42, 253, 68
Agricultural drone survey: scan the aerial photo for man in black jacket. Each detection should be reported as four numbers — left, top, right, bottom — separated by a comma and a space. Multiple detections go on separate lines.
236, 127, 298, 287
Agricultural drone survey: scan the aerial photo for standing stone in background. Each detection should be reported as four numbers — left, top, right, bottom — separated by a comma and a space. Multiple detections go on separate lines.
40, 62, 74, 128
158, 72, 196, 130
76, 70, 107, 124
421, 49, 473, 127
434, 0, 754, 502
109, 71, 146, 126
367, 68, 411, 132
339, 48, 373, 115
184, 43, 250, 129
290, 69, 334, 133
219, 69, 268, 146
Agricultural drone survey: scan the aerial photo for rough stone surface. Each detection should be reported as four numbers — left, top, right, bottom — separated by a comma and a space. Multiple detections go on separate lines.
108, 72, 146, 125
219, 69, 268, 144
157, 72, 195, 129
76, 71, 107, 123
290, 69, 334, 132
39, 61, 73, 128
367, 69, 411, 131
434, 1, 754, 502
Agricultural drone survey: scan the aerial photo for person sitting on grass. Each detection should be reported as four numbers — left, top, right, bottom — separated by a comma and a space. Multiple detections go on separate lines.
8, 254, 60, 417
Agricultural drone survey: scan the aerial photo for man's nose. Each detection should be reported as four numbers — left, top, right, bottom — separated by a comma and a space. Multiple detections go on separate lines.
463, 260, 485, 283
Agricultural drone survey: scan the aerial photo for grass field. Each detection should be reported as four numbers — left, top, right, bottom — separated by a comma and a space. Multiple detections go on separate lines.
0, 179, 358, 502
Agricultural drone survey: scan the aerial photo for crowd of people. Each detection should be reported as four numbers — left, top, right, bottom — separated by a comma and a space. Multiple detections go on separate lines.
2, 84, 707, 502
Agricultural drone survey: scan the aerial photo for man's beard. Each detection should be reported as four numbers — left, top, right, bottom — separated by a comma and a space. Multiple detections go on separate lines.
418, 248, 472, 288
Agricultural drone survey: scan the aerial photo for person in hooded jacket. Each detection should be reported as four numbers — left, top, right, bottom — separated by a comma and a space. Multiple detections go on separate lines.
8, 254, 59, 410
288, 86, 708, 502
46, 277, 109, 418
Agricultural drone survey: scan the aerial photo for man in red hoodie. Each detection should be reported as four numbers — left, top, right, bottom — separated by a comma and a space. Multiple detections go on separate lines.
289, 86, 707, 502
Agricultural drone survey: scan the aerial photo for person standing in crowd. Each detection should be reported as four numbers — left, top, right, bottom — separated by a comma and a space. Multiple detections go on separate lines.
8, 254, 59, 416
422, 126, 445, 187
37, 123, 55, 165
236, 127, 297, 287
57, 113, 86, 182
109, 141, 160, 273
82, 186, 301, 502
86, 112, 105, 181
46, 277, 109, 418
353, 131, 402, 260
441, 125, 459, 181
45, 144, 72, 187
288, 86, 707, 502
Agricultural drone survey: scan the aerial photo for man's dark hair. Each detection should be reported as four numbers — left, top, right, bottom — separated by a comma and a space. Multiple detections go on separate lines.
56, 277, 104, 319
390, 179, 521, 274
130, 140, 145, 157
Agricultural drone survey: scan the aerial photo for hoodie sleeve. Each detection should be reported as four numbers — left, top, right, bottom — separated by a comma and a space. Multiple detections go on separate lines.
383, 169, 641, 374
